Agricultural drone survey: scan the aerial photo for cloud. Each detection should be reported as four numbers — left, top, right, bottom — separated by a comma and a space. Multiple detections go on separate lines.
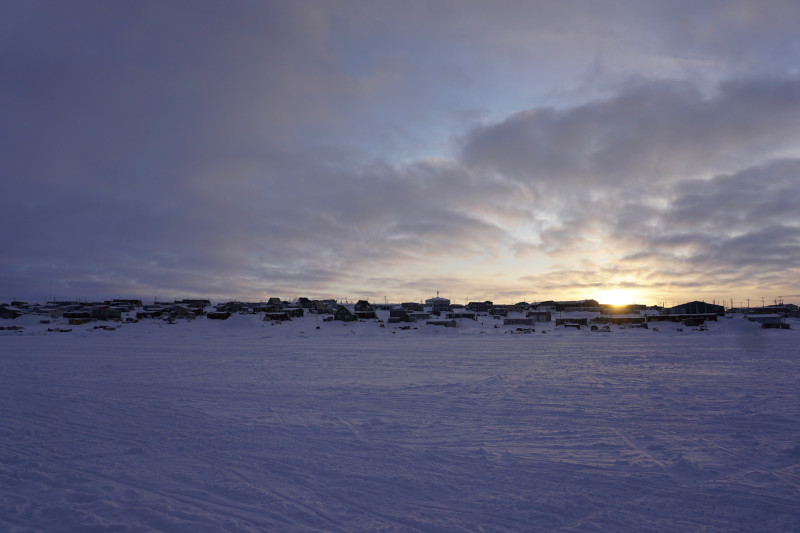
460, 76, 800, 189
2, 3, 800, 303
532, 159, 800, 299
0, 146, 531, 299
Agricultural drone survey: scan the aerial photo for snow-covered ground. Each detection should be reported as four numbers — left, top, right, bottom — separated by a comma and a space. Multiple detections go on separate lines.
2, 314, 800, 531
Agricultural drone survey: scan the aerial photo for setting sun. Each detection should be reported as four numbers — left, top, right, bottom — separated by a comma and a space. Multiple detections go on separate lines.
596, 289, 638, 306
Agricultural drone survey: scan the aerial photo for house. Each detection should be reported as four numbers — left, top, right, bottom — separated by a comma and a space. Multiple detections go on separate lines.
749, 305, 797, 318
354, 300, 374, 312
63, 310, 93, 320
746, 314, 789, 329
401, 302, 424, 312
37, 306, 64, 318
166, 305, 196, 320
427, 319, 457, 327
334, 305, 358, 322
491, 306, 509, 317
526, 310, 552, 322
91, 306, 122, 321
107, 299, 144, 310
646, 313, 719, 324
536, 300, 599, 312
216, 301, 249, 314
592, 314, 645, 326
207, 311, 231, 320
175, 299, 209, 309
388, 309, 412, 323
534, 300, 557, 311
467, 301, 493, 313
447, 312, 477, 320
0, 306, 23, 319
555, 317, 589, 327
321, 299, 338, 310
309, 300, 332, 314
504, 318, 534, 326
264, 311, 291, 321
669, 301, 725, 316
682, 317, 706, 327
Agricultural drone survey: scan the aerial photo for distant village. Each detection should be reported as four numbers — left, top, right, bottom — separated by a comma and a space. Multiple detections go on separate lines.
1, 294, 796, 332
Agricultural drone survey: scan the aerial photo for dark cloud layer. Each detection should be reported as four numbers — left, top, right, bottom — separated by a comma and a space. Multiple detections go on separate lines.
1, 1, 799, 303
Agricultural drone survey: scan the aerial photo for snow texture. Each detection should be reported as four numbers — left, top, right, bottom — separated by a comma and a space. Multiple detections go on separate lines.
2, 314, 799, 532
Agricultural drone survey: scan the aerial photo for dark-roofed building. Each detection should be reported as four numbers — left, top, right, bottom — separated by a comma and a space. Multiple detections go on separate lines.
669, 301, 724, 316
504, 318, 534, 326
447, 311, 477, 320
334, 305, 357, 322
216, 301, 249, 314
466, 301, 493, 313
0, 306, 23, 319
526, 310, 552, 322
388, 309, 412, 323
176, 299, 210, 309
354, 300, 374, 312
91, 306, 122, 321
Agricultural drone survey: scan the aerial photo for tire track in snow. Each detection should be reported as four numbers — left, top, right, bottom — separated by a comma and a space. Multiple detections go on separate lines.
613, 428, 673, 477
228, 467, 344, 531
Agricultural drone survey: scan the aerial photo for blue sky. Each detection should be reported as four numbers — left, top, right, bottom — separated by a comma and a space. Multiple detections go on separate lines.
2, 1, 799, 305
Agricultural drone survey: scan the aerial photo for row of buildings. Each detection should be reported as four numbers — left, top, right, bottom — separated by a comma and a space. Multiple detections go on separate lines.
1, 296, 796, 327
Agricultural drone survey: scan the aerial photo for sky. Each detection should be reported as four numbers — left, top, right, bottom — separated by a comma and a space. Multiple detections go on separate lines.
2, 0, 799, 306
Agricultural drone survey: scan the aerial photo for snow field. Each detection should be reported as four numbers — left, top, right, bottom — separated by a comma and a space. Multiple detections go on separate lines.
1, 315, 799, 531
